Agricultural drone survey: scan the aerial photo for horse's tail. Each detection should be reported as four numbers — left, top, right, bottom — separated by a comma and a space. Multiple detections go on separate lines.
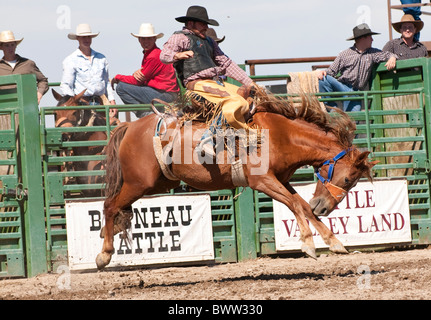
104, 122, 130, 199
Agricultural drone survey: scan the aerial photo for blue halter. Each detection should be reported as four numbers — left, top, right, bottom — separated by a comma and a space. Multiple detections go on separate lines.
315, 149, 348, 185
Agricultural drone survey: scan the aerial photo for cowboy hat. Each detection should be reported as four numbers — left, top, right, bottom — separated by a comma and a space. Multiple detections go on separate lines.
0, 30, 23, 46
392, 14, 424, 33
68, 23, 99, 40
175, 5, 219, 26
206, 28, 225, 43
346, 23, 380, 41
131, 23, 163, 39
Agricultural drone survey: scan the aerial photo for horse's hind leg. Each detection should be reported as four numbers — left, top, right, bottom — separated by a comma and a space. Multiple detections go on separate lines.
95, 182, 144, 270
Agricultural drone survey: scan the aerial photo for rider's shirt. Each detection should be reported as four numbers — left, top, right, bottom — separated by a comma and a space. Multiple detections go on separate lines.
160, 28, 252, 87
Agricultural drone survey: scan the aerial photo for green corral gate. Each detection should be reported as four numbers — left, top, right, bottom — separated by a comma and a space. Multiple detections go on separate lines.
1, 57, 431, 278
0, 74, 47, 277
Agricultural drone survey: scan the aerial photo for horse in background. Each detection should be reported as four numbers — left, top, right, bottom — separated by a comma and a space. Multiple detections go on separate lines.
95, 90, 378, 270
51, 89, 120, 197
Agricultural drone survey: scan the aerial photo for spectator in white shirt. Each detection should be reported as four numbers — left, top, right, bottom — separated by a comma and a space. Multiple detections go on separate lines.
60, 24, 116, 112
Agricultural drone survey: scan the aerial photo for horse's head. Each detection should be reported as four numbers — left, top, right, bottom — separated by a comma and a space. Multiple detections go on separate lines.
309, 149, 378, 217
52, 89, 120, 127
52, 89, 88, 127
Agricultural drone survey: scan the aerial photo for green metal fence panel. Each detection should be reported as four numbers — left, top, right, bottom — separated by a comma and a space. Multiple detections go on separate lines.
0, 74, 46, 277
173, 188, 238, 263
371, 58, 431, 244
0, 109, 24, 277
234, 187, 257, 260
40, 104, 111, 271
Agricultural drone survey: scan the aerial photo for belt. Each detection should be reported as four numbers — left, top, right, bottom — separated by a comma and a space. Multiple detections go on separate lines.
212, 76, 225, 86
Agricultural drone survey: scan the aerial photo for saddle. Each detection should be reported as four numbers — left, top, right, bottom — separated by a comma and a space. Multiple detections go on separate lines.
153, 118, 248, 187
151, 103, 249, 187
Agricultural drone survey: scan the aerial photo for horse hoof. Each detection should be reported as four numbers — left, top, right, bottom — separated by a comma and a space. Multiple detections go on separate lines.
329, 243, 349, 254
301, 244, 317, 260
96, 252, 112, 270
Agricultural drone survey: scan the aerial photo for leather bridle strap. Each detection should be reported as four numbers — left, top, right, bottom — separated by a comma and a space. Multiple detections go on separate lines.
322, 181, 347, 202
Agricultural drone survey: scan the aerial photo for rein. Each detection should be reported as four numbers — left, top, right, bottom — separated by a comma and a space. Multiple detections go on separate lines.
314, 149, 349, 202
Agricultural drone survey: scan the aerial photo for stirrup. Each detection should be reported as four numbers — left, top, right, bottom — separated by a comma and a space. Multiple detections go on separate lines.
195, 136, 216, 158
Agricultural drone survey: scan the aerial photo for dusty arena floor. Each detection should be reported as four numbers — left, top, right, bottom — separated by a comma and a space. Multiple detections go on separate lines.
1, 247, 430, 301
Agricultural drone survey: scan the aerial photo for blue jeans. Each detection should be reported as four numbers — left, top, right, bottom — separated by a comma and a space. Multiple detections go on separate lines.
318, 75, 361, 112
200, 112, 226, 142
116, 82, 178, 117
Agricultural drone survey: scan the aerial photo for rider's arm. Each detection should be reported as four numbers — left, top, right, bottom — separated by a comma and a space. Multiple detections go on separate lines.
160, 32, 190, 64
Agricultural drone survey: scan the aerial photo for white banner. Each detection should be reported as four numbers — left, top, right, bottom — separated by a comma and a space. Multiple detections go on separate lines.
66, 194, 214, 270
274, 179, 411, 251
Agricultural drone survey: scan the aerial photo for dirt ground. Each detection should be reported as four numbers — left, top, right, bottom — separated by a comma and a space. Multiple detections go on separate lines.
1, 247, 430, 300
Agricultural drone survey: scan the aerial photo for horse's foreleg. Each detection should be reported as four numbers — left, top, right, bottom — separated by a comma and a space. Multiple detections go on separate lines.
291, 192, 348, 255
249, 175, 317, 259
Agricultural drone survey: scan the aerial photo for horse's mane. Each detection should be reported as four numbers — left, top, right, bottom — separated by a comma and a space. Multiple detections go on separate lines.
253, 88, 356, 148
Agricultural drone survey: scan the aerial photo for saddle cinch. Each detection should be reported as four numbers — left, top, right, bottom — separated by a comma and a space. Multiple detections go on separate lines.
151, 84, 257, 187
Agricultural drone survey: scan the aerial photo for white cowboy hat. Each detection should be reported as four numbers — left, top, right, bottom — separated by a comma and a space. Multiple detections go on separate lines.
0, 30, 23, 46
68, 23, 100, 40
131, 23, 163, 39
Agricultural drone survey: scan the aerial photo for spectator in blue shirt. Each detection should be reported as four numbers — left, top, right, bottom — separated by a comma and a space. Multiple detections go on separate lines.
60, 23, 116, 112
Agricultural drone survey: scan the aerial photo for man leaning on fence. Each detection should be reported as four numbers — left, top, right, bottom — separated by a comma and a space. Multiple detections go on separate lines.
317, 23, 397, 112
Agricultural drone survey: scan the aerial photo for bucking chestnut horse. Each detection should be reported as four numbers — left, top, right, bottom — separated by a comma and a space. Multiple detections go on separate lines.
52, 89, 120, 197
96, 91, 378, 270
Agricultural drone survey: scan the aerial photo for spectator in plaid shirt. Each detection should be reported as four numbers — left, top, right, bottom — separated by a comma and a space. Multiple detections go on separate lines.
317, 24, 397, 112
383, 14, 427, 60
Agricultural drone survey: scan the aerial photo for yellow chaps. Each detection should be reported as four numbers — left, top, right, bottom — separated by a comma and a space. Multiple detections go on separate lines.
188, 80, 250, 130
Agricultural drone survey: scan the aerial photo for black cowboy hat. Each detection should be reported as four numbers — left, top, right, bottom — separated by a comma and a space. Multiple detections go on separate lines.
175, 6, 219, 26
346, 23, 380, 41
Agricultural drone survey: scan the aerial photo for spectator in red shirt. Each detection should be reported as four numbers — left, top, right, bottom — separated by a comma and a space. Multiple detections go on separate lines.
112, 23, 179, 117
